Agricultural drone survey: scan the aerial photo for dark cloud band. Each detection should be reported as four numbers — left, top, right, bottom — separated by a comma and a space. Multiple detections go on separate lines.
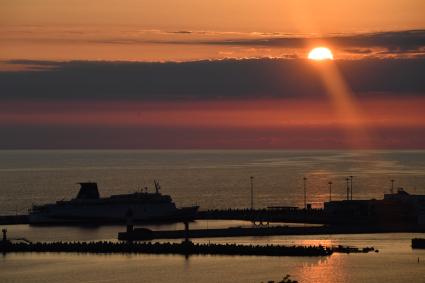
1, 58, 425, 101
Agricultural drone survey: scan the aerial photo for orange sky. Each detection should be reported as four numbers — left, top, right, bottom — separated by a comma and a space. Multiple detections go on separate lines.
2, 0, 425, 32
1, 1, 425, 62
1, 1, 424, 149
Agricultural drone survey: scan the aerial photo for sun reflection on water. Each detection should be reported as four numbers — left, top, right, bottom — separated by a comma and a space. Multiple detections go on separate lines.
298, 253, 349, 283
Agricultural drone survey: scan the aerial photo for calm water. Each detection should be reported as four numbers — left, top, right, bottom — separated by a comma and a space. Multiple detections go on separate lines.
1, 150, 425, 282
0, 150, 425, 214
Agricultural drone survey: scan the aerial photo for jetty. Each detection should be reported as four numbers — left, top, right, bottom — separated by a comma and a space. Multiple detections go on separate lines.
0, 228, 376, 256
119, 223, 425, 241
197, 208, 326, 224
0, 240, 332, 257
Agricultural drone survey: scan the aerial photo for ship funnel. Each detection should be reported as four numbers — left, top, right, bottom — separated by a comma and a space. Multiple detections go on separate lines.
77, 182, 100, 199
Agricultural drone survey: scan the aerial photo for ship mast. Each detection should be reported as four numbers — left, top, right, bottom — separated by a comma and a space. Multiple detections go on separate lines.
154, 180, 161, 194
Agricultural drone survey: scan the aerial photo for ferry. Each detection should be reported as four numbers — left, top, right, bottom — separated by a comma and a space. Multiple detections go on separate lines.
28, 181, 199, 224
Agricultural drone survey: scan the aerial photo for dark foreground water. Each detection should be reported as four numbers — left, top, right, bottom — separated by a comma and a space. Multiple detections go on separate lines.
0, 150, 425, 282
1, 223, 425, 283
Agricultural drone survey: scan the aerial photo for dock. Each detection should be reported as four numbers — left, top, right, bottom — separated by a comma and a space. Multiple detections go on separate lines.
197, 208, 326, 224
0, 208, 327, 226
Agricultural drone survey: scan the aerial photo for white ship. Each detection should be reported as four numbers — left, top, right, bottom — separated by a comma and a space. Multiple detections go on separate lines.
28, 181, 199, 224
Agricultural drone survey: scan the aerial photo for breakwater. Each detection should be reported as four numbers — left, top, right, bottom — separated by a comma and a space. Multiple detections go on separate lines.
0, 241, 333, 257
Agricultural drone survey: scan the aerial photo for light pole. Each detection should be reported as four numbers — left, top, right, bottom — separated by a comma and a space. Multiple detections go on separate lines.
349, 176, 354, 200
391, 179, 395, 193
250, 176, 254, 210
346, 177, 350, 201
328, 181, 333, 202
303, 177, 307, 210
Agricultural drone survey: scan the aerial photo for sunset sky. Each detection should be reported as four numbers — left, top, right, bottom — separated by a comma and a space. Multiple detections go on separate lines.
1, 0, 425, 148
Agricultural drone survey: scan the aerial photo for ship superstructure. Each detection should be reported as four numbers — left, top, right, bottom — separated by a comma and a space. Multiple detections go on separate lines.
28, 181, 198, 224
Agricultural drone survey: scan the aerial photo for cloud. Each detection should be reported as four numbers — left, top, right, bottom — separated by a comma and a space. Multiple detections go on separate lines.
343, 48, 374, 54
1, 58, 425, 101
193, 30, 425, 50
4, 27, 425, 54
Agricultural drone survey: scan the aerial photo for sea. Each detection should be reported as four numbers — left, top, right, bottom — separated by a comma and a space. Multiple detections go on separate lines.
0, 150, 424, 283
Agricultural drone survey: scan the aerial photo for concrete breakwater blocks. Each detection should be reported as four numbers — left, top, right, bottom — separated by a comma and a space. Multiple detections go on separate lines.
0, 241, 333, 257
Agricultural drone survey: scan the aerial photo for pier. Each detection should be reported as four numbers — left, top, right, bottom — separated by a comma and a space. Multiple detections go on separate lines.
0, 208, 327, 225
118, 224, 425, 241
197, 208, 327, 224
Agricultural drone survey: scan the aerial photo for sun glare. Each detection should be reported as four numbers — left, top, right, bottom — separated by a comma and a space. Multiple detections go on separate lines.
308, 47, 334, 60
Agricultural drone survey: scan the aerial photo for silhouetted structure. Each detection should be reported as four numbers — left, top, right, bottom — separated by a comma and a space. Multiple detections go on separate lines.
76, 182, 100, 199
0, 240, 334, 257
126, 209, 134, 233
412, 238, 425, 249
324, 188, 425, 226
328, 181, 333, 202
250, 176, 254, 210
303, 177, 307, 210
28, 181, 199, 224
2, 229, 7, 242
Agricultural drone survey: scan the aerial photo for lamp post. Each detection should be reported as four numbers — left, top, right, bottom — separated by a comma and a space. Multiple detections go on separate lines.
349, 175, 354, 200
391, 179, 395, 193
250, 176, 254, 210
346, 177, 350, 201
303, 177, 307, 210
328, 181, 333, 202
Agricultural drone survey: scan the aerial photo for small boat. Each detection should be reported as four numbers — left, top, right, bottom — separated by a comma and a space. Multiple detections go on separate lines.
28, 181, 199, 224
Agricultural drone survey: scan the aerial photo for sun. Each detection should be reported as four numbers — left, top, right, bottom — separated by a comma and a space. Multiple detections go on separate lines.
308, 47, 334, 60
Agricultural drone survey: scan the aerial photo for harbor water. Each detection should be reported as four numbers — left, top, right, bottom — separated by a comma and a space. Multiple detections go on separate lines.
1, 150, 425, 282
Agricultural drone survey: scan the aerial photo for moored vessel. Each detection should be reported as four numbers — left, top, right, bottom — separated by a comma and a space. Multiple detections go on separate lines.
28, 181, 198, 224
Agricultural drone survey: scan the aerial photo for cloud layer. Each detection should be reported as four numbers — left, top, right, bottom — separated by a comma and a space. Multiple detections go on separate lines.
2, 58, 425, 101
2, 29, 425, 63
195, 30, 425, 51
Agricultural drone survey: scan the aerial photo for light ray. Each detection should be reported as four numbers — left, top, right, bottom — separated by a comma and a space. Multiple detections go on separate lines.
309, 59, 374, 149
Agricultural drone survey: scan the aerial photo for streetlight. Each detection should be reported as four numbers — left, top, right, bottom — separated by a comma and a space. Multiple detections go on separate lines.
303, 177, 307, 210
328, 181, 333, 202
349, 176, 354, 200
250, 176, 254, 210
345, 177, 350, 201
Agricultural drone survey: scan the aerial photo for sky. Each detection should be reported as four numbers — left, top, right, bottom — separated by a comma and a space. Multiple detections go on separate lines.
1, 0, 425, 149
